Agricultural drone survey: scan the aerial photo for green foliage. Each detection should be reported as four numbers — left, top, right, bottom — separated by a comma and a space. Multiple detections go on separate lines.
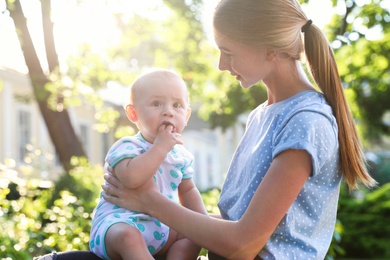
114, 125, 136, 139
108, 1, 221, 100
336, 34, 390, 140
2, 0, 390, 259
331, 0, 390, 140
336, 184, 390, 258
0, 177, 49, 259
366, 152, 390, 186
7, 165, 384, 259
326, 219, 345, 260
0, 158, 103, 259
201, 188, 221, 215
45, 43, 128, 113
0, 164, 219, 259
93, 107, 120, 133
200, 81, 267, 129
28, 0, 390, 136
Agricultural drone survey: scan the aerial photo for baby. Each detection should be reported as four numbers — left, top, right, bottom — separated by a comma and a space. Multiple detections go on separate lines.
90, 69, 207, 260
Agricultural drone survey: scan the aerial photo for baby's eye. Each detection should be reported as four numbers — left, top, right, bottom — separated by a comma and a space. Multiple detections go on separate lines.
152, 101, 162, 107
173, 102, 183, 108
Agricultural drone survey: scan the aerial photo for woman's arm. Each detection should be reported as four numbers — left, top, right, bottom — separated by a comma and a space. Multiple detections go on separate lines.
103, 149, 311, 259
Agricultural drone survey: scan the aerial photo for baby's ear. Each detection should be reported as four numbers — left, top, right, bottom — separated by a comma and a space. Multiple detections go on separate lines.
185, 107, 192, 123
126, 104, 138, 122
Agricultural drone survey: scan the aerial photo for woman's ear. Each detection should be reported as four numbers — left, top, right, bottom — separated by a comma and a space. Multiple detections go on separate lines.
266, 48, 278, 61
126, 104, 138, 122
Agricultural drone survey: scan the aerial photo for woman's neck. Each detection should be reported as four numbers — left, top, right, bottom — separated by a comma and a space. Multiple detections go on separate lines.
264, 59, 314, 105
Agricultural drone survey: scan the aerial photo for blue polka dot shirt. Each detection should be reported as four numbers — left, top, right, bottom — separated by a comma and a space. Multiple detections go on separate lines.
218, 91, 342, 259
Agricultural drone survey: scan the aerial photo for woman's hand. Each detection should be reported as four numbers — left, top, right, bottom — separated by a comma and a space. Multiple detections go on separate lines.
102, 170, 159, 214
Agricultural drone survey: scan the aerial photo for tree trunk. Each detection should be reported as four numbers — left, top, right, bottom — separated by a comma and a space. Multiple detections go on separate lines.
9, 0, 86, 173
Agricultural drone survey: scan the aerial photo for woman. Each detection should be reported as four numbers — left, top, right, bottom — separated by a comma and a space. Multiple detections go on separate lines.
39, 0, 376, 259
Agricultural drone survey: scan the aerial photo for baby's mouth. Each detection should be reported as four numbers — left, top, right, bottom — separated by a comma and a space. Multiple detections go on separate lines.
162, 122, 174, 128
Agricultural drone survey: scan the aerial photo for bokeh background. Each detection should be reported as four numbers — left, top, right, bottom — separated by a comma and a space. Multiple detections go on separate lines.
1, 0, 390, 259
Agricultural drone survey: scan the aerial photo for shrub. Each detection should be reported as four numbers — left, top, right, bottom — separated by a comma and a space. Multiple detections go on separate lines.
0, 159, 103, 259
1, 163, 348, 259
336, 183, 390, 258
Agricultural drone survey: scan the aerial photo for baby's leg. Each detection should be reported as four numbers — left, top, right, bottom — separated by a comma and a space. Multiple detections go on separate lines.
164, 230, 201, 260
105, 222, 154, 260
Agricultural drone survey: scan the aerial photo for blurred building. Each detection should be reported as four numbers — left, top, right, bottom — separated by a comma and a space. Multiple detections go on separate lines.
0, 68, 245, 191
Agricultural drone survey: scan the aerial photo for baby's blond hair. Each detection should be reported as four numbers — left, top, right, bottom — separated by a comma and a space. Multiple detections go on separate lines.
130, 69, 188, 105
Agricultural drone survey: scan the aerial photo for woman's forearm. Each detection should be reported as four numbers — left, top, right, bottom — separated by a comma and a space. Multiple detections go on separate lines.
146, 191, 259, 259
102, 174, 266, 259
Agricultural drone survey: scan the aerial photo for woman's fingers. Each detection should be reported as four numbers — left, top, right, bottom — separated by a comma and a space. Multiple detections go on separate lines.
104, 173, 121, 188
101, 182, 131, 210
102, 190, 119, 205
102, 183, 116, 196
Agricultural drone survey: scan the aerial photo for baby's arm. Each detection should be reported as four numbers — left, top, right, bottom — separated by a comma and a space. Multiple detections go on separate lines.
114, 125, 182, 189
178, 179, 208, 215
113, 145, 167, 189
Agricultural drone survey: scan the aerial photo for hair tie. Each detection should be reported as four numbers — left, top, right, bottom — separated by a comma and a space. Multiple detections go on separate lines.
301, 19, 312, 33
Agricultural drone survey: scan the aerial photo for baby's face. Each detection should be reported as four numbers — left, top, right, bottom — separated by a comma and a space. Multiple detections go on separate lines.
132, 77, 190, 143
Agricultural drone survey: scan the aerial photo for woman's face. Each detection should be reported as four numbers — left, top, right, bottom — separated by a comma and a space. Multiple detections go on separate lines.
214, 33, 274, 88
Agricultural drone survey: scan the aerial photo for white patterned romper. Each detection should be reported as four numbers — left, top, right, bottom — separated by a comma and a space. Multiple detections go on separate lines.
90, 132, 194, 259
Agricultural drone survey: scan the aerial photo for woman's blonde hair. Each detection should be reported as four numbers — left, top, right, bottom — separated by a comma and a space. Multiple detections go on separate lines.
213, 0, 376, 190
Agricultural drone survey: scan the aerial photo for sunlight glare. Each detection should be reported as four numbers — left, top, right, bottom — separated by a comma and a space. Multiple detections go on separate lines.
50, 0, 171, 59
0, 0, 172, 72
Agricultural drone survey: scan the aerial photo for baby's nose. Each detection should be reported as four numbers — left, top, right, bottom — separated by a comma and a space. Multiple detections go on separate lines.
162, 107, 174, 116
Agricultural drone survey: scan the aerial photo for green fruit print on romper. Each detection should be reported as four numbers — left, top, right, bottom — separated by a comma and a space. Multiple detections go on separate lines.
170, 170, 179, 178
170, 182, 177, 191
148, 245, 156, 254
154, 231, 165, 240
137, 223, 145, 232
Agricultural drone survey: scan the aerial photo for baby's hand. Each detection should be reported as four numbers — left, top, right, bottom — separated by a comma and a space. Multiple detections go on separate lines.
154, 124, 183, 152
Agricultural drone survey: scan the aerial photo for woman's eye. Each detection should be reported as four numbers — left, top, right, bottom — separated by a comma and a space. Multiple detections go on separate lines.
222, 51, 232, 58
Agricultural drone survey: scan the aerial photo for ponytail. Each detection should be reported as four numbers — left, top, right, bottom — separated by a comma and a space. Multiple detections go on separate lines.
213, 0, 377, 190
303, 23, 377, 190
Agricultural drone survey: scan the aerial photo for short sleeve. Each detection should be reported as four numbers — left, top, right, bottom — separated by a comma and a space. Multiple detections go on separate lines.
173, 146, 194, 179
182, 159, 194, 179
273, 110, 338, 177
106, 136, 147, 168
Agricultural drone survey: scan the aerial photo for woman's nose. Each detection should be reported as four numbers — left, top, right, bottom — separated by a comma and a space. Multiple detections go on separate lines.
218, 54, 228, 71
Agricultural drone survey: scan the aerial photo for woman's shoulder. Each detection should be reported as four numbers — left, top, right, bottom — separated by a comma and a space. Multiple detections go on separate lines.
282, 91, 334, 119
270, 91, 337, 137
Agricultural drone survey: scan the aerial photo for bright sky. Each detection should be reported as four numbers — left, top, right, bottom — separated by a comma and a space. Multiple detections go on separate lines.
0, 0, 339, 106
0, 0, 170, 73
1, 0, 388, 112
2, 0, 383, 74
